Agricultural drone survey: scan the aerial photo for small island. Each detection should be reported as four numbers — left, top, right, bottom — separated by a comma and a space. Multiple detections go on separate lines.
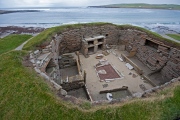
89, 3, 180, 10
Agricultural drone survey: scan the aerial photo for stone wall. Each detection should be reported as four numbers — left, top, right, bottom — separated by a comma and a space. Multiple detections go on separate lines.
59, 29, 82, 54
119, 29, 180, 81
57, 24, 119, 55
161, 48, 180, 80
54, 25, 179, 82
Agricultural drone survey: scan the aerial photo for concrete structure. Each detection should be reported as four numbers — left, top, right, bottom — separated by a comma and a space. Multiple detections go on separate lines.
28, 23, 180, 103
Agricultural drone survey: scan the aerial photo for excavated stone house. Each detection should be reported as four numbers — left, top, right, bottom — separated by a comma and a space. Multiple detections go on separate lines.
29, 23, 180, 102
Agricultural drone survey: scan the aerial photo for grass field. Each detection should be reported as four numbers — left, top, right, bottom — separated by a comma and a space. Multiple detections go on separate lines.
1, 26, 180, 120
166, 34, 180, 41
0, 34, 32, 55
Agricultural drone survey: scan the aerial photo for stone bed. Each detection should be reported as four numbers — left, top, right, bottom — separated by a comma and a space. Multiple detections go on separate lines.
96, 64, 121, 81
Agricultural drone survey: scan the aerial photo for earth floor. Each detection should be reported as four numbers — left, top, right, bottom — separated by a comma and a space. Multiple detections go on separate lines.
80, 49, 153, 101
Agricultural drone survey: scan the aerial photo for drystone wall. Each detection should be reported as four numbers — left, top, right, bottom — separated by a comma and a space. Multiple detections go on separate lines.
59, 29, 82, 54
161, 48, 180, 80
119, 29, 180, 81
57, 25, 119, 55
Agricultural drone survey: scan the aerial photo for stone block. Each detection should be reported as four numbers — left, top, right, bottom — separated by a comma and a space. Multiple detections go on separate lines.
61, 89, 67, 96
133, 92, 143, 98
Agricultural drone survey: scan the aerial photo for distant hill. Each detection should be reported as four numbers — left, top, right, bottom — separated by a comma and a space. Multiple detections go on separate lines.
89, 3, 180, 10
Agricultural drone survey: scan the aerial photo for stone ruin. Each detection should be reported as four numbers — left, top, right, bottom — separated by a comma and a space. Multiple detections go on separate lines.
81, 35, 106, 58
29, 23, 180, 103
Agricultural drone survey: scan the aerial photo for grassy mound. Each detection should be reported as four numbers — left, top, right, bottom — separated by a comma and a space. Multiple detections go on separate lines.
1, 24, 180, 119
118, 24, 180, 48
0, 34, 32, 55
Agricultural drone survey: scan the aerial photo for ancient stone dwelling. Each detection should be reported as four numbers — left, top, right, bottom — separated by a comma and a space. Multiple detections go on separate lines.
29, 23, 180, 102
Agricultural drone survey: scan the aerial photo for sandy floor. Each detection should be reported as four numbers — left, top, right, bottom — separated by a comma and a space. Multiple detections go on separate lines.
68, 87, 88, 100
80, 49, 153, 101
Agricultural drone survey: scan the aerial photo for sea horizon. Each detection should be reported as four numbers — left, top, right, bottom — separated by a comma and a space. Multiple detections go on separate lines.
0, 7, 180, 34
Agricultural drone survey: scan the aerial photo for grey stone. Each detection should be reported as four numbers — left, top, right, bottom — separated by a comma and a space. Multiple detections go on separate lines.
133, 92, 143, 98
61, 89, 67, 96
34, 67, 41, 74
40, 72, 50, 80
171, 78, 178, 83
145, 89, 152, 93
50, 80, 62, 90
34, 50, 40, 54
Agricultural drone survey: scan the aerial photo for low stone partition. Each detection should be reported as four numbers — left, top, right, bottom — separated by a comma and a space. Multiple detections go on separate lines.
84, 84, 93, 102
133, 77, 180, 98
34, 67, 67, 96
142, 75, 157, 87
121, 54, 143, 75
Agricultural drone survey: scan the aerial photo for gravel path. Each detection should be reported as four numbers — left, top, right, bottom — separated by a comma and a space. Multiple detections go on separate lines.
15, 34, 38, 50
15, 39, 31, 50
160, 34, 180, 43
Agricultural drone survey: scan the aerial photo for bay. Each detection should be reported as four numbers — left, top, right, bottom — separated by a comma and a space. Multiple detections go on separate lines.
0, 7, 180, 34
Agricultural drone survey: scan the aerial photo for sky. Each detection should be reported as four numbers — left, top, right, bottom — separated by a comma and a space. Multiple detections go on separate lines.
0, 0, 180, 8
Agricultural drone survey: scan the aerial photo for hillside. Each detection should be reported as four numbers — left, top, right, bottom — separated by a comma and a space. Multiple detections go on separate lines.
89, 3, 180, 10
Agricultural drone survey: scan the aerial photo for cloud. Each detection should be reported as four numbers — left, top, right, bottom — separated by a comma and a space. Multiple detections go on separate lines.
0, 0, 180, 8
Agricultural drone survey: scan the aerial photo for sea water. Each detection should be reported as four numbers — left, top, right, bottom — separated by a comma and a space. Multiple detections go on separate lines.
0, 7, 180, 34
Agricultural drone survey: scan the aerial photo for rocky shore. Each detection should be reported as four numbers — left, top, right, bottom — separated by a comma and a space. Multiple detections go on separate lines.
0, 26, 45, 38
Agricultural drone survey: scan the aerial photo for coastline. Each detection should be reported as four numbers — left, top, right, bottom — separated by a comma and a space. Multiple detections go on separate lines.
0, 26, 45, 38
0, 24, 179, 43
89, 3, 180, 10
89, 6, 180, 10
0, 10, 41, 14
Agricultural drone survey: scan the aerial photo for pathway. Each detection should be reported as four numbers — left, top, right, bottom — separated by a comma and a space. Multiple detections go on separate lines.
160, 34, 180, 43
15, 34, 38, 50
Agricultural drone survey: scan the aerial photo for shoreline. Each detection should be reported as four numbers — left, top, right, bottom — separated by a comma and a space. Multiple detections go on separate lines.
0, 24, 179, 44
89, 6, 180, 10
89, 3, 180, 11
0, 26, 45, 38
0, 10, 41, 14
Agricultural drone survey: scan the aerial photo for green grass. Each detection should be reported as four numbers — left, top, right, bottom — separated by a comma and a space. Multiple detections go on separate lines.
118, 24, 179, 44
96, 3, 180, 10
166, 34, 180, 41
0, 50, 180, 120
0, 34, 32, 55
0, 51, 81, 120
